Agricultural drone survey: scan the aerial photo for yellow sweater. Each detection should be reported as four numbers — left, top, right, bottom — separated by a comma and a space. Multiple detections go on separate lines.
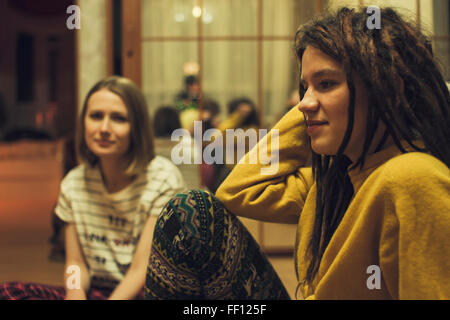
217, 111, 260, 170
216, 107, 450, 299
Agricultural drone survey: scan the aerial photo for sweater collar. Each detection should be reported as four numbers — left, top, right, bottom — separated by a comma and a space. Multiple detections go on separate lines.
347, 140, 424, 189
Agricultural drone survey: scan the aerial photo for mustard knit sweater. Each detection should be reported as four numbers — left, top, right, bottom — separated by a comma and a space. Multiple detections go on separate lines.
216, 107, 450, 300
217, 110, 260, 170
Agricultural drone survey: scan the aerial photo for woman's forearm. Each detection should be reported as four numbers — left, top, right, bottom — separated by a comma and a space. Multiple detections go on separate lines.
108, 265, 146, 300
64, 262, 90, 299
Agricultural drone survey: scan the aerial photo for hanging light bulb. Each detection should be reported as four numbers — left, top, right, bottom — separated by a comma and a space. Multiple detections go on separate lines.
192, 6, 202, 18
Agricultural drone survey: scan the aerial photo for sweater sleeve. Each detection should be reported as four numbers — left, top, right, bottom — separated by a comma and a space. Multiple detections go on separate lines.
217, 111, 245, 132
381, 154, 450, 299
215, 106, 314, 224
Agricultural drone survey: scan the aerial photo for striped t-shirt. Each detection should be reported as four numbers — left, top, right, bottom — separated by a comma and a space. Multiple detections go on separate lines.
55, 155, 186, 290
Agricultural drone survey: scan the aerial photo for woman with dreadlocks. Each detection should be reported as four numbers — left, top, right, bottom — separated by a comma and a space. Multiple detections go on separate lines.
144, 7, 449, 300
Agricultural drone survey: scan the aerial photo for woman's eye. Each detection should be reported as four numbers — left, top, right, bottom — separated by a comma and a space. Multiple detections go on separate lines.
112, 115, 128, 122
89, 113, 103, 120
319, 80, 336, 89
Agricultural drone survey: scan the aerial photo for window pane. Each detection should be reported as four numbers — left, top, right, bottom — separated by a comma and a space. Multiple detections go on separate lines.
263, 40, 298, 127
16, 33, 34, 102
433, 0, 450, 81
203, 41, 258, 115
203, 0, 258, 37
360, 0, 417, 16
142, 42, 197, 114
433, 0, 449, 35
263, 0, 316, 36
434, 40, 450, 81
142, 0, 197, 38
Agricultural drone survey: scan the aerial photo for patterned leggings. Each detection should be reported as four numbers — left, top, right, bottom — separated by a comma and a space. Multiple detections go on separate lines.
145, 190, 290, 300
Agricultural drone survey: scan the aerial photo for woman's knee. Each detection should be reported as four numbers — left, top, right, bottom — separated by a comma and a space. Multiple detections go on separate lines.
151, 189, 232, 270
155, 189, 220, 241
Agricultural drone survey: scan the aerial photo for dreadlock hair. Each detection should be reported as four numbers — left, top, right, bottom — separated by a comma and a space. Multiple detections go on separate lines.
294, 7, 450, 288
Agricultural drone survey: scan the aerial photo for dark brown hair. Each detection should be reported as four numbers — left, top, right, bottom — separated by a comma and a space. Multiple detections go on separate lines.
153, 105, 181, 138
227, 97, 260, 127
295, 7, 450, 287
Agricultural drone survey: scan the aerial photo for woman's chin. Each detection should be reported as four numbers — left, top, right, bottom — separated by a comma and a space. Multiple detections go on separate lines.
310, 142, 337, 156
91, 150, 124, 160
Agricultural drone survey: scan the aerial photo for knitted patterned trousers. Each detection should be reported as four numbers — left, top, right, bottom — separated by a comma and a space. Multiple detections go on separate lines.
145, 189, 290, 300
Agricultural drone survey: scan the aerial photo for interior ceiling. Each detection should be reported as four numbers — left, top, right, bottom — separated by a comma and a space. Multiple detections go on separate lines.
9, 0, 74, 17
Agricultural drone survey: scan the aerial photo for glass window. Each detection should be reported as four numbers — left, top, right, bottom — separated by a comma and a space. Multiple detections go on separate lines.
203, 41, 258, 114
141, 0, 320, 124
203, 0, 258, 37
142, 0, 198, 38
142, 41, 197, 113
433, 0, 450, 81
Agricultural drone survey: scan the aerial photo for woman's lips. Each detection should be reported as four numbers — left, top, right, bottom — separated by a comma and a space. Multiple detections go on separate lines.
96, 140, 114, 147
306, 120, 328, 135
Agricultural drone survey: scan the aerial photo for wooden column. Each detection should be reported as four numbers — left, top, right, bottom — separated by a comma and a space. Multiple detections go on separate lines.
106, 0, 113, 76
122, 0, 142, 87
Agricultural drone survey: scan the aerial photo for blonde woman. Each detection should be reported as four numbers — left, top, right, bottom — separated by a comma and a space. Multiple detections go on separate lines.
0, 76, 186, 300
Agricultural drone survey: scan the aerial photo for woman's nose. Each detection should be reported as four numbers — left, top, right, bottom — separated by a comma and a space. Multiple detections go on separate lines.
297, 90, 319, 113
100, 118, 111, 132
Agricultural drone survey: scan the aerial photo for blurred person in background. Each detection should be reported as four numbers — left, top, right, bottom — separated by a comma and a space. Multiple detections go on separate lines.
211, 97, 261, 193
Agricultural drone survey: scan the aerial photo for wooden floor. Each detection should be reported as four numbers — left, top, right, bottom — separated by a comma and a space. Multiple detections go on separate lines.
0, 140, 298, 299
0, 230, 66, 287
0, 229, 297, 298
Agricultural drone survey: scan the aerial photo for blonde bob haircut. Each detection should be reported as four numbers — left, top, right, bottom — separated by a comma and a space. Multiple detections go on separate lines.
76, 76, 155, 175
